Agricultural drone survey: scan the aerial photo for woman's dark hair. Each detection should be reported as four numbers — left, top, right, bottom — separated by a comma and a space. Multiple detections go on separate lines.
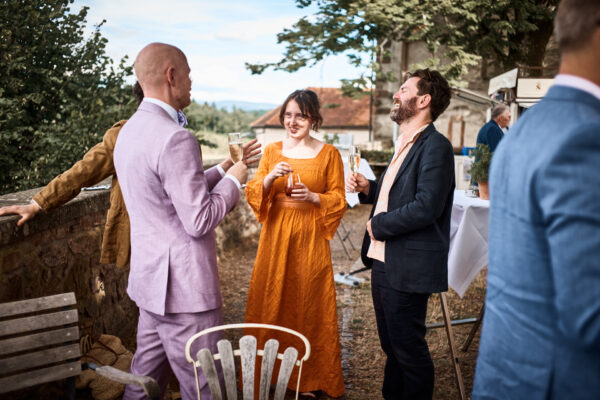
278, 89, 323, 131
132, 81, 144, 105
406, 69, 451, 122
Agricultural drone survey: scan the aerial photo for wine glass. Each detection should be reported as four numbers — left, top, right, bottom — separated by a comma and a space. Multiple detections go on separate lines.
348, 146, 361, 193
228, 132, 243, 163
228, 132, 246, 188
285, 173, 301, 197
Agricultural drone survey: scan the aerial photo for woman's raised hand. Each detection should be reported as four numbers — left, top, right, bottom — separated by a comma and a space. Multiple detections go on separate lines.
267, 162, 292, 181
263, 162, 292, 190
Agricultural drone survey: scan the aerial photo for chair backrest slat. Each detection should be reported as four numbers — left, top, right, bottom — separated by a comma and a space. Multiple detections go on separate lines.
0, 292, 81, 395
0, 310, 78, 337
217, 339, 237, 400
197, 349, 222, 400
0, 326, 79, 357
258, 339, 279, 400
185, 324, 311, 400
273, 347, 298, 400
0, 293, 76, 318
240, 335, 257, 400
0, 342, 80, 375
0, 360, 81, 394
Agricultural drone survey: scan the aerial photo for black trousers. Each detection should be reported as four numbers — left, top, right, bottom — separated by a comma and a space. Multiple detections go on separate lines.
371, 260, 434, 400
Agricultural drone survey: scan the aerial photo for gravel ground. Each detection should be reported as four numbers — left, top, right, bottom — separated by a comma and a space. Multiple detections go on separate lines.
219, 204, 486, 400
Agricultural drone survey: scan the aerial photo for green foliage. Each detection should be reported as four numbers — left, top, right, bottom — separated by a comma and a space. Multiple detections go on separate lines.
184, 101, 265, 135
246, 0, 558, 90
0, 0, 134, 194
361, 149, 394, 164
324, 133, 340, 145
469, 144, 493, 183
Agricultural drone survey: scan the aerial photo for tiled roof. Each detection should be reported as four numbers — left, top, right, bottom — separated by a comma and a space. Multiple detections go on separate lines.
250, 87, 371, 129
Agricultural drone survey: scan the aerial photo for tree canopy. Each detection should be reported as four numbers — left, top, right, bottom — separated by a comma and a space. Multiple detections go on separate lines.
0, 0, 135, 194
246, 0, 558, 90
185, 102, 265, 135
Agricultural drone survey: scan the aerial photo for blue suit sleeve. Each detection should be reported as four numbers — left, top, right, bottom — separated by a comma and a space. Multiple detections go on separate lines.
538, 122, 600, 349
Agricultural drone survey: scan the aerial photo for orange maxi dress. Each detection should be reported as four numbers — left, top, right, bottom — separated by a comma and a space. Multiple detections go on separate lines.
244, 141, 347, 397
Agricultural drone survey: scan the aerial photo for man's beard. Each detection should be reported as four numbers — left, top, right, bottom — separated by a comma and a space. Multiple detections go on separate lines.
390, 96, 418, 124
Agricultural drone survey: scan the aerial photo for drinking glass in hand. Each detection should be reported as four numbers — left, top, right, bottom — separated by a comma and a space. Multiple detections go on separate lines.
228, 132, 246, 188
348, 146, 361, 193
228, 132, 244, 163
285, 173, 301, 197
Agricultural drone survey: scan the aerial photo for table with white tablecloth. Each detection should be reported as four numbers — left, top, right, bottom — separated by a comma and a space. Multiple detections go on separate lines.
448, 190, 490, 297
429, 190, 490, 400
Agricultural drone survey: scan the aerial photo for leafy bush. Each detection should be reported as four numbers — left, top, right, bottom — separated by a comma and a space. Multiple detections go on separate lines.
361, 149, 394, 163
0, 0, 134, 194
469, 144, 492, 183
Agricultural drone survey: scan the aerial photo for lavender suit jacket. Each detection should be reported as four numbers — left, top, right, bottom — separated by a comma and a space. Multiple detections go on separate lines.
114, 101, 239, 315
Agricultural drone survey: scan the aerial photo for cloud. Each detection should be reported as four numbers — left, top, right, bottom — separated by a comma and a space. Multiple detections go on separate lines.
72, 0, 365, 104
213, 16, 298, 42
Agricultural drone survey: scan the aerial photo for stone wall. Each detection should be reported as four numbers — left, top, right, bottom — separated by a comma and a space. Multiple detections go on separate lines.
0, 186, 139, 348
0, 179, 260, 351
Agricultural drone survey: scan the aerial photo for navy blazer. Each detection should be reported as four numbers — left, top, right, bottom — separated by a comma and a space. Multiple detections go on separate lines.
359, 124, 455, 293
473, 85, 600, 399
476, 119, 504, 152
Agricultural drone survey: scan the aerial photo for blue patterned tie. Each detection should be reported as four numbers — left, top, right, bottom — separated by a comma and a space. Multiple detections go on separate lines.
177, 110, 188, 127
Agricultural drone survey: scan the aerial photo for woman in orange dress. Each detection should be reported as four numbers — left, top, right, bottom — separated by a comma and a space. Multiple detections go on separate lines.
244, 89, 347, 398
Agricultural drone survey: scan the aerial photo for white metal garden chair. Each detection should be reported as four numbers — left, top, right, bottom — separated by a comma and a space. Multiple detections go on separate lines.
185, 323, 311, 400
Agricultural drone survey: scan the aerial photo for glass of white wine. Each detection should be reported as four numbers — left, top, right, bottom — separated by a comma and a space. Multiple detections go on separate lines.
228, 132, 243, 163
348, 145, 361, 193
228, 132, 246, 188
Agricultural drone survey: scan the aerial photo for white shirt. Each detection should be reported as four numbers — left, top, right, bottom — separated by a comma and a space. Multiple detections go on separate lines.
143, 97, 178, 124
554, 74, 600, 101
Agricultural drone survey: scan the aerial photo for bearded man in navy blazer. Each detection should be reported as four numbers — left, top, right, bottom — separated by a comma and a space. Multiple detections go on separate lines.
473, 0, 600, 399
347, 69, 454, 400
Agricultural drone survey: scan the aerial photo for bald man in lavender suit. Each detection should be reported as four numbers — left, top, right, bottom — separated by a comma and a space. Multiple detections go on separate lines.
114, 43, 259, 400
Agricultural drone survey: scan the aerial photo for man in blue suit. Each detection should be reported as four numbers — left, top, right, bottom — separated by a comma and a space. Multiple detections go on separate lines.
473, 0, 600, 398
475, 104, 510, 153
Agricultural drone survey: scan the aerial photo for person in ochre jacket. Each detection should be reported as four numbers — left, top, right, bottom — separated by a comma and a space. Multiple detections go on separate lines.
347, 69, 454, 400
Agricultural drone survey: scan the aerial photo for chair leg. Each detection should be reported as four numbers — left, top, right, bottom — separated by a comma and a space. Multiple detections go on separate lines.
335, 230, 352, 260
340, 220, 357, 251
462, 303, 485, 352
67, 376, 76, 400
439, 293, 467, 400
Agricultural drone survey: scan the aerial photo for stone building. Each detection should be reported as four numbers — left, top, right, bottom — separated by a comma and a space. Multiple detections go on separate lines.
373, 38, 561, 152
373, 41, 493, 152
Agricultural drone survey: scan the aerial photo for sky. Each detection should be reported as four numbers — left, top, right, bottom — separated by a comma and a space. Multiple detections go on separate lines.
72, 0, 365, 106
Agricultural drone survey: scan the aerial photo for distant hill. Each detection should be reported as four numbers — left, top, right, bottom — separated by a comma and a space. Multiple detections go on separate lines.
213, 100, 277, 112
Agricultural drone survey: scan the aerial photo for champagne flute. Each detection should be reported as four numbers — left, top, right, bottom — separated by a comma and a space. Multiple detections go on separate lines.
348, 146, 361, 193
228, 132, 243, 163
228, 132, 246, 188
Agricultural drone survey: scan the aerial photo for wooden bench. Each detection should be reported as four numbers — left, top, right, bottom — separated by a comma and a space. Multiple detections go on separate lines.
0, 292, 159, 399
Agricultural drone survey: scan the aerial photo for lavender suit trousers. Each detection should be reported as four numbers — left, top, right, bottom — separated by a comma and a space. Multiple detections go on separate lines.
123, 307, 224, 400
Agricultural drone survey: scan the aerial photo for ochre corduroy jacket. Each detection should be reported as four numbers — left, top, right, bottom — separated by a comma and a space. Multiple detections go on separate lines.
33, 120, 130, 268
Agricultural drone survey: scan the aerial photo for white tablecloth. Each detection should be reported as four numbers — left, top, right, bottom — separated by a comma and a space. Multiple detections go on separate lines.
448, 190, 490, 297
342, 159, 376, 207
